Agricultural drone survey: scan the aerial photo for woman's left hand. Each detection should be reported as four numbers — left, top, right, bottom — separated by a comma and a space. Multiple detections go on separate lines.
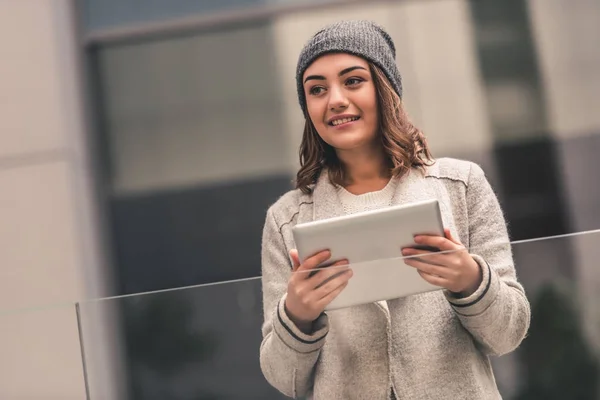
401, 229, 482, 297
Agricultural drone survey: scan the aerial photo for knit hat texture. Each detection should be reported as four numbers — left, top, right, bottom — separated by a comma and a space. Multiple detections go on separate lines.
296, 20, 402, 116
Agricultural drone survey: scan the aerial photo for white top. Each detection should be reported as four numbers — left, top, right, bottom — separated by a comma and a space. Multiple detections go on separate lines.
336, 177, 398, 215
336, 177, 399, 316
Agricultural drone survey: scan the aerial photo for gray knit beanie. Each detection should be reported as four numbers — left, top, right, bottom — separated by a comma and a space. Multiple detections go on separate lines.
296, 20, 402, 116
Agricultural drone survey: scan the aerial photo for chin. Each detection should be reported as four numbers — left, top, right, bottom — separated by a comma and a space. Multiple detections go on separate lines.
327, 132, 377, 151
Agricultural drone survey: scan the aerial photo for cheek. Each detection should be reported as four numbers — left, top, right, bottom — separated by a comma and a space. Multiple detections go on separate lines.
354, 85, 377, 111
306, 101, 329, 135
367, 89, 378, 112
306, 99, 324, 122
360, 90, 379, 127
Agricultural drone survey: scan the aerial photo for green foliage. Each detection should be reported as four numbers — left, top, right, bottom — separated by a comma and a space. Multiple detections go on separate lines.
514, 283, 599, 400
123, 292, 218, 399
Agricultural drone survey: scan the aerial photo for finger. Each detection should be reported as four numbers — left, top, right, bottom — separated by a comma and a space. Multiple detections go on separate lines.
404, 257, 452, 279
413, 234, 458, 252
444, 229, 462, 246
314, 258, 349, 270
297, 250, 331, 272
290, 249, 301, 271
308, 259, 350, 289
313, 268, 353, 301
416, 270, 448, 288
288, 249, 309, 286
316, 279, 350, 309
401, 248, 447, 265
289, 262, 350, 306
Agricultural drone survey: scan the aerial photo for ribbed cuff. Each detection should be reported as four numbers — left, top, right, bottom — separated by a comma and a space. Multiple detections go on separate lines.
444, 254, 500, 316
272, 293, 329, 354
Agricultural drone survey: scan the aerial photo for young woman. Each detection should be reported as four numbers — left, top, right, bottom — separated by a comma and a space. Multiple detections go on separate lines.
259, 20, 530, 399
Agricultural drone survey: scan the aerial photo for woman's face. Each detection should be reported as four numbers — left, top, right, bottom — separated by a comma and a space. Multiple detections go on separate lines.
303, 53, 379, 153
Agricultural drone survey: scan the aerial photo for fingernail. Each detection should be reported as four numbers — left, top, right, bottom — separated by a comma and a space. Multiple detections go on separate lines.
414, 236, 422, 243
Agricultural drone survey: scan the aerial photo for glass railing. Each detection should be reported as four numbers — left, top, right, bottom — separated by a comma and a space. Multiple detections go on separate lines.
3, 230, 600, 399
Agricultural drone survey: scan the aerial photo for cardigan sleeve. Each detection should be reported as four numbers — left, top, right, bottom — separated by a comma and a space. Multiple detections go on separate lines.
443, 163, 531, 356
259, 207, 328, 398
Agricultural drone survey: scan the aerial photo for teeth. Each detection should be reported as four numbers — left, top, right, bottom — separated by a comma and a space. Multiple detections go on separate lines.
331, 117, 359, 126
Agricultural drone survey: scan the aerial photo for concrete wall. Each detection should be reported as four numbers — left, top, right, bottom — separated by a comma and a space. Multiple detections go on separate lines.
0, 1, 122, 398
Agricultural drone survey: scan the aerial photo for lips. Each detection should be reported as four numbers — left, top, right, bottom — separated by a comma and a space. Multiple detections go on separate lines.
328, 116, 360, 126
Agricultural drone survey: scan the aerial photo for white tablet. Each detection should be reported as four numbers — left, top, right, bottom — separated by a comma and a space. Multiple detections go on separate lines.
291, 199, 444, 310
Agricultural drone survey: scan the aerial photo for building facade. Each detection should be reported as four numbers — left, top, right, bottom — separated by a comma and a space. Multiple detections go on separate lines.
1, 0, 599, 398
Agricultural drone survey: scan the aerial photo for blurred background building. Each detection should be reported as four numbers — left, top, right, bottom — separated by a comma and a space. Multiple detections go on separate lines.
1, 0, 599, 399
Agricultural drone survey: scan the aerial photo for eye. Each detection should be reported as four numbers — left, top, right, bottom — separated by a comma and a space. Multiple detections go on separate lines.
346, 77, 364, 86
309, 86, 326, 96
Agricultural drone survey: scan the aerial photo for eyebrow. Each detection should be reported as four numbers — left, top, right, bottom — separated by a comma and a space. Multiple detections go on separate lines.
303, 66, 367, 84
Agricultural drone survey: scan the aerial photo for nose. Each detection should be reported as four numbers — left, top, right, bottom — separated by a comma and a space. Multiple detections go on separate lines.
328, 85, 349, 111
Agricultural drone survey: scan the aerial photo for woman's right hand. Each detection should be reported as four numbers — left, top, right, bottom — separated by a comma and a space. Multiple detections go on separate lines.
284, 249, 353, 333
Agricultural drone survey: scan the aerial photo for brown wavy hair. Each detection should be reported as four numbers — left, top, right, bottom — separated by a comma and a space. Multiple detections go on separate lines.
295, 62, 434, 194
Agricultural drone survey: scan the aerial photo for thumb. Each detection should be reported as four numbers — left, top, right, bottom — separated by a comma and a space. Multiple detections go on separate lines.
289, 249, 301, 271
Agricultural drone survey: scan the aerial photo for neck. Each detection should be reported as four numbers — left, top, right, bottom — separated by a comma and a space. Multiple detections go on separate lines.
336, 145, 390, 186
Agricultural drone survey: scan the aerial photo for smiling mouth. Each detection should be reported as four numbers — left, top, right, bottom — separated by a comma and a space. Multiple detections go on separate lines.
329, 116, 360, 126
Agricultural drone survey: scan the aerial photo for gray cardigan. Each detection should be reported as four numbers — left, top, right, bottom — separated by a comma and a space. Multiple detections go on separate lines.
259, 158, 531, 399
